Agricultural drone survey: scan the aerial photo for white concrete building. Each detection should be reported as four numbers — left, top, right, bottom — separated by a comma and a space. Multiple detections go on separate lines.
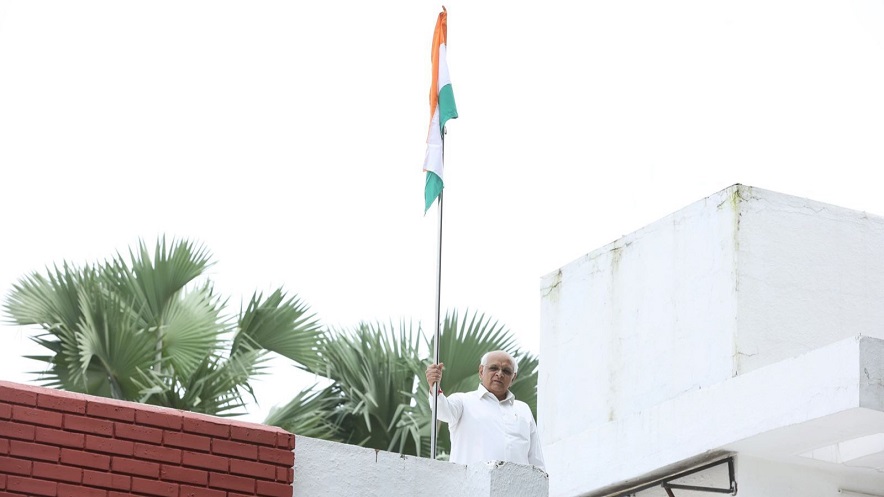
539, 185, 884, 497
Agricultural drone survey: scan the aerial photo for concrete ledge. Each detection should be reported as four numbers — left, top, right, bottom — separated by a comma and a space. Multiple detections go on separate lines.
547, 336, 884, 497
293, 436, 549, 497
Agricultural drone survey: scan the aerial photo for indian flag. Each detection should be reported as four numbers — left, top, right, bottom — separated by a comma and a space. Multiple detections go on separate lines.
423, 7, 458, 213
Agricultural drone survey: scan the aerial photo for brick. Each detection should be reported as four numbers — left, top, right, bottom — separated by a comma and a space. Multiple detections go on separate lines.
276, 432, 294, 450
0, 403, 11, 420
112, 456, 159, 478
0, 473, 5, 489
276, 467, 294, 483
230, 459, 275, 480
114, 423, 162, 444
0, 439, 8, 455
65, 415, 114, 436
230, 425, 277, 447
160, 465, 207, 485
163, 431, 210, 452
12, 405, 62, 428
0, 384, 37, 406
257, 480, 292, 497
59, 482, 108, 497
0, 421, 35, 441
108, 492, 139, 497
12, 405, 64, 427
134, 410, 181, 430
9, 440, 59, 462
83, 470, 131, 491
61, 448, 111, 470
38, 393, 87, 414
182, 451, 227, 472
86, 402, 135, 422
211, 439, 256, 459
133, 443, 180, 464
258, 446, 294, 466
131, 477, 177, 497
6, 475, 57, 496
179, 485, 225, 497
181, 415, 229, 438
33, 461, 83, 483
85, 435, 134, 456
0, 455, 32, 475
208, 473, 255, 493
36, 426, 85, 448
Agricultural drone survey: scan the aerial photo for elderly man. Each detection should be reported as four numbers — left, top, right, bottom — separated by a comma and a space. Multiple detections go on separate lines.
425, 350, 545, 470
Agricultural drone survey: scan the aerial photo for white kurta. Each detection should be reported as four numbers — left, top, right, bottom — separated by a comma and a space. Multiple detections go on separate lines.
431, 385, 545, 470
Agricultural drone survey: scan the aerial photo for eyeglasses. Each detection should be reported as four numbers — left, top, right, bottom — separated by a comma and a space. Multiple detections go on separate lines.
485, 365, 514, 377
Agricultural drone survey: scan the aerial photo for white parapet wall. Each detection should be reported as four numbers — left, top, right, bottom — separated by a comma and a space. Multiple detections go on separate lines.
540, 185, 884, 497
293, 436, 549, 497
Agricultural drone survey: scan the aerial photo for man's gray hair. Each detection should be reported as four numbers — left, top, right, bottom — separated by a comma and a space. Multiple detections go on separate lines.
480, 351, 518, 374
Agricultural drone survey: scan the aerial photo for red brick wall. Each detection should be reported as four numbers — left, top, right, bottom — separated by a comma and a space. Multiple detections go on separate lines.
0, 381, 294, 497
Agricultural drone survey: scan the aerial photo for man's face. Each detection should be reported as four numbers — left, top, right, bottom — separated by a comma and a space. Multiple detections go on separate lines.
479, 352, 517, 400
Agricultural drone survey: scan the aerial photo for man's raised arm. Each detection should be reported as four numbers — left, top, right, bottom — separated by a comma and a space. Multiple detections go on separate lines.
425, 362, 463, 423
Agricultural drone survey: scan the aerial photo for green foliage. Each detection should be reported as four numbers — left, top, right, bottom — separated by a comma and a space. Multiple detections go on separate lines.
3, 237, 323, 417
266, 320, 425, 453
4, 237, 539, 457
264, 310, 538, 458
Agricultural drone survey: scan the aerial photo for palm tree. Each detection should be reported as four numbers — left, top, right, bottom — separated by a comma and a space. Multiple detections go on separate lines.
264, 310, 539, 458
3, 237, 324, 416
4, 237, 540, 455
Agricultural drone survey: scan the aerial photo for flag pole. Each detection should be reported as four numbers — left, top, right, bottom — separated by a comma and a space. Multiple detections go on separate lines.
425, 4, 455, 460
430, 128, 446, 460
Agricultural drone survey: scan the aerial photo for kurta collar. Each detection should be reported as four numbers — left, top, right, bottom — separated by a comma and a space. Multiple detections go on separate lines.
475, 384, 515, 404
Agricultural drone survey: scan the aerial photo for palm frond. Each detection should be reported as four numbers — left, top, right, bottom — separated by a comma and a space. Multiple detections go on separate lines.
235, 289, 324, 371
434, 309, 519, 394
110, 237, 213, 326
264, 385, 343, 440
160, 283, 227, 378
135, 340, 270, 416
4, 263, 86, 331
74, 282, 159, 399
27, 334, 117, 396
313, 320, 423, 451
508, 352, 540, 416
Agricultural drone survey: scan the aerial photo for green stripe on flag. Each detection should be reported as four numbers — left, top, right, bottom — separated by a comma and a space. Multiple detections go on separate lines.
425, 171, 444, 212
438, 84, 458, 132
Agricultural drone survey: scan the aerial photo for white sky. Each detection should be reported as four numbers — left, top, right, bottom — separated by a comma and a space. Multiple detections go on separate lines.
2, 0, 884, 423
